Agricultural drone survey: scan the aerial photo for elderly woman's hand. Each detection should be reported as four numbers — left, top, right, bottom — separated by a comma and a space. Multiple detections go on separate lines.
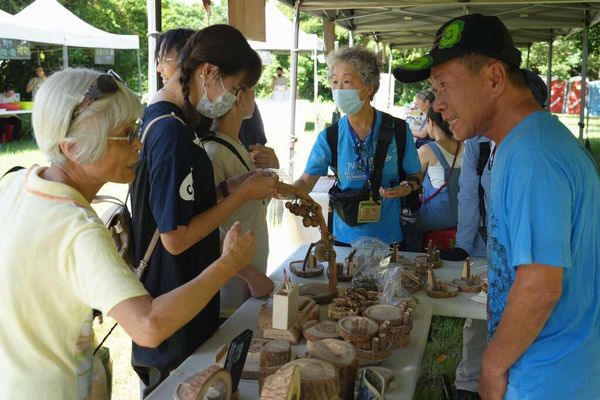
222, 221, 255, 272
379, 181, 414, 199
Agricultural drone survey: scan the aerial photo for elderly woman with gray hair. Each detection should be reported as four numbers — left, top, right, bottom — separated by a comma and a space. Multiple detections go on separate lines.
0, 68, 254, 399
294, 46, 422, 247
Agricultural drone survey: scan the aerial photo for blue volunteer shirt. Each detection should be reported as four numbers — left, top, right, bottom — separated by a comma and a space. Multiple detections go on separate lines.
487, 111, 600, 399
305, 110, 420, 244
455, 136, 492, 257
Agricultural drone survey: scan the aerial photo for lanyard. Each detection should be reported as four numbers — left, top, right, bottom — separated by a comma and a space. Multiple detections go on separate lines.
349, 123, 374, 179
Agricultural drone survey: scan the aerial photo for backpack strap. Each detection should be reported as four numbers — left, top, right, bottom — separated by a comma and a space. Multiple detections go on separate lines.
422, 142, 461, 205
428, 142, 451, 170
325, 122, 339, 178
372, 113, 397, 201
476, 140, 491, 239
201, 135, 251, 172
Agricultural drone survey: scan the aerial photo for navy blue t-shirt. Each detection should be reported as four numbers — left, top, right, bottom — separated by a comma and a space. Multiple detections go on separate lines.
130, 101, 220, 378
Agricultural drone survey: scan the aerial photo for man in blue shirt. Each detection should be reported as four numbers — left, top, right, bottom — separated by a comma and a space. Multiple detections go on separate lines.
394, 13, 600, 400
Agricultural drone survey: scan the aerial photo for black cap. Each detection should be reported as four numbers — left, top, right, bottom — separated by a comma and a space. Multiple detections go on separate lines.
393, 14, 522, 83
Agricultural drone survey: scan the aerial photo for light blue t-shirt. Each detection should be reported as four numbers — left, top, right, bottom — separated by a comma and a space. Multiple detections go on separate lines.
304, 110, 421, 244
487, 111, 600, 399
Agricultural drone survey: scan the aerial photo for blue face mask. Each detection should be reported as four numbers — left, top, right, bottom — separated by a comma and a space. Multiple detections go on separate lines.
333, 89, 365, 115
196, 75, 237, 119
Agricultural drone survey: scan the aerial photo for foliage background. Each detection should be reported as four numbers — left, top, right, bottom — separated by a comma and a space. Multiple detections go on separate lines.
1, 0, 598, 106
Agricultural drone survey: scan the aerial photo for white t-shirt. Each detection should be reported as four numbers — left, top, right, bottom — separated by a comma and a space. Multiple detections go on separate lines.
0, 166, 148, 400
428, 143, 464, 189
203, 133, 269, 313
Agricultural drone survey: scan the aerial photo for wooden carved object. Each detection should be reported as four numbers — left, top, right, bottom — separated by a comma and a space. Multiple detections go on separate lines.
327, 287, 380, 320
302, 320, 341, 342
401, 270, 424, 293
174, 365, 232, 400
289, 242, 324, 277
278, 182, 338, 298
277, 359, 342, 400
426, 270, 459, 298
260, 364, 301, 400
308, 339, 358, 400
390, 243, 400, 263
273, 283, 299, 330
453, 257, 483, 293
259, 339, 292, 392
258, 296, 319, 343
425, 240, 443, 269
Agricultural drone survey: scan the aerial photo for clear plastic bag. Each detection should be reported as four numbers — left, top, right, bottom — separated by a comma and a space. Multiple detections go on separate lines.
379, 265, 412, 306
350, 237, 390, 291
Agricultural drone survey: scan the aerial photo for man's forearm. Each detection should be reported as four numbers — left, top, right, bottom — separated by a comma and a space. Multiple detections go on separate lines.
484, 264, 562, 372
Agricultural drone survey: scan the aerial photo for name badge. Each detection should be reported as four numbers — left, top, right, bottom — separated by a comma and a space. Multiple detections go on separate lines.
357, 200, 381, 223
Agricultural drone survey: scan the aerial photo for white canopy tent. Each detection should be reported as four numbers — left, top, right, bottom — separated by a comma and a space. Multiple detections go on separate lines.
0, 0, 140, 78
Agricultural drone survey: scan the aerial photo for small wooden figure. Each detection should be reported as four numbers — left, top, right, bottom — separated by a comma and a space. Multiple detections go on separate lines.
453, 257, 483, 293
426, 270, 459, 298
425, 240, 443, 269
272, 281, 299, 330
390, 243, 400, 263
289, 242, 324, 278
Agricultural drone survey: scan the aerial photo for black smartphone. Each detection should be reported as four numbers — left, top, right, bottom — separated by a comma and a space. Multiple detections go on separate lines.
224, 328, 253, 392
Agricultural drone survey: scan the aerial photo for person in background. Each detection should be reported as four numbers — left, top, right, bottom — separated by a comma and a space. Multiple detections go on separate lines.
0, 84, 22, 142
0, 68, 255, 400
394, 13, 599, 400
270, 66, 289, 101
26, 65, 46, 100
155, 28, 195, 87
204, 76, 277, 316
411, 90, 436, 148
294, 46, 421, 247
131, 25, 278, 396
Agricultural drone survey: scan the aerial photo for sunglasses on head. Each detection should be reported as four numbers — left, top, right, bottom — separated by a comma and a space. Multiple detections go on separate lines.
71, 70, 124, 121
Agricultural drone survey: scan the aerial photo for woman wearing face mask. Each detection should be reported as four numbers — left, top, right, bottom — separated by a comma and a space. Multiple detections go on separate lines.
203, 82, 277, 317
293, 46, 422, 246
130, 25, 278, 396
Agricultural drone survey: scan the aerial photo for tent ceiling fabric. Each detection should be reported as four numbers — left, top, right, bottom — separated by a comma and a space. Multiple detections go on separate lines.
277, 0, 600, 48
0, 0, 139, 49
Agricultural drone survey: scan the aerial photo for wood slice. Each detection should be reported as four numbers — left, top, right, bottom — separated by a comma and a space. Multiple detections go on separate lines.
277, 359, 341, 400
363, 304, 403, 326
337, 316, 378, 343
302, 320, 341, 342
300, 283, 337, 305
355, 343, 393, 364
174, 365, 232, 400
260, 364, 301, 400
452, 278, 483, 293
260, 340, 291, 367
426, 284, 460, 298
308, 339, 358, 400
259, 365, 284, 393
289, 260, 324, 277
327, 304, 358, 320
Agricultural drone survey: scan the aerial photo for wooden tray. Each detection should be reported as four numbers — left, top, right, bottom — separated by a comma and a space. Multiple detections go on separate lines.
363, 304, 403, 326
337, 316, 378, 342
289, 259, 324, 277
302, 320, 341, 342
426, 284, 459, 298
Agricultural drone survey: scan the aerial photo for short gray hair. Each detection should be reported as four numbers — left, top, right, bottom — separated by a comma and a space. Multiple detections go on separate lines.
33, 68, 142, 165
327, 46, 381, 95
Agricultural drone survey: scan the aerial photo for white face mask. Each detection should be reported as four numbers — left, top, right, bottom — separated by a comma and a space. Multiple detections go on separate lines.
196, 75, 237, 119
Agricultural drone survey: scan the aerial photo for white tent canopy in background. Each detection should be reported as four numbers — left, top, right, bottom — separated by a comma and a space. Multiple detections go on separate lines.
2, 0, 138, 49
247, 1, 323, 52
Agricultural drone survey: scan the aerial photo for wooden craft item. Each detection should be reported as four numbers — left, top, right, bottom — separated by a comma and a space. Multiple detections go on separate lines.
425, 240, 443, 269
258, 296, 319, 343
273, 283, 299, 330
426, 270, 459, 298
289, 243, 324, 277
401, 270, 424, 293
259, 339, 292, 392
357, 367, 398, 391
363, 304, 404, 326
355, 341, 393, 365
260, 364, 301, 400
278, 181, 338, 294
277, 358, 342, 400
302, 320, 341, 342
452, 257, 483, 293
174, 365, 232, 400
333, 262, 353, 282
390, 243, 400, 263
299, 282, 337, 305
327, 287, 380, 319
308, 339, 358, 400
214, 338, 271, 380
337, 316, 378, 343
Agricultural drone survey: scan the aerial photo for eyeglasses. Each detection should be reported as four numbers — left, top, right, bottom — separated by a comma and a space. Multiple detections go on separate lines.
71, 70, 124, 121
107, 124, 139, 145
156, 57, 176, 67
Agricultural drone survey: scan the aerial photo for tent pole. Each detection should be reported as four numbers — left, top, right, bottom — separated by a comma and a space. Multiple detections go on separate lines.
62, 45, 68, 69
137, 49, 143, 96
349, 30, 354, 47
313, 47, 318, 132
579, 10, 589, 142
526, 43, 531, 69
387, 49, 393, 111
546, 30, 553, 110
288, 1, 300, 180
146, 0, 162, 98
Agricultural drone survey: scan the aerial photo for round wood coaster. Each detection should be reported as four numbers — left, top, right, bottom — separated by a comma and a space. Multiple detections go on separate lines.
302, 320, 341, 342
299, 283, 337, 305
426, 284, 460, 298
337, 316, 378, 342
452, 279, 483, 293
363, 304, 403, 326
174, 365, 232, 400
289, 260, 324, 277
